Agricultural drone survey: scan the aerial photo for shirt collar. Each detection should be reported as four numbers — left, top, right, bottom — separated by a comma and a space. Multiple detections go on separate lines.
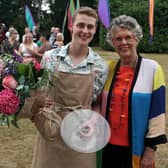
55, 43, 96, 65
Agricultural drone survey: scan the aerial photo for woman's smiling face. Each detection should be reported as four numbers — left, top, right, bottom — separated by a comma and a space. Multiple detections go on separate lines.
112, 27, 138, 59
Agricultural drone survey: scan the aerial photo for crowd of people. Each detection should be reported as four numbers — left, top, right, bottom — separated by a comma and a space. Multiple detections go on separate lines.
0, 23, 64, 63
0, 6, 167, 168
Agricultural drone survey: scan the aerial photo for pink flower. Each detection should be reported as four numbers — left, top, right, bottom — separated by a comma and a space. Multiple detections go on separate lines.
2, 75, 18, 89
0, 89, 20, 115
33, 59, 41, 72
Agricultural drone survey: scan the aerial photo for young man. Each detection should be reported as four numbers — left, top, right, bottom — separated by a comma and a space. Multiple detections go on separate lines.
27, 7, 108, 168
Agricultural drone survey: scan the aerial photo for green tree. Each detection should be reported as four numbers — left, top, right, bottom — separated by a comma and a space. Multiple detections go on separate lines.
0, 0, 45, 35
45, 0, 97, 43
0, 0, 24, 26
98, 0, 168, 53
0, 0, 98, 44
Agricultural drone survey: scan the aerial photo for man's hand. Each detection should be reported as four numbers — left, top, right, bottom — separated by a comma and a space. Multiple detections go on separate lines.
31, 97, 46, 114
31, 95, 53, 113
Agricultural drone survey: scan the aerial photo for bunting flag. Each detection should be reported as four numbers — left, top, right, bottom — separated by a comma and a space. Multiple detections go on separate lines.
98, 0, 111, 29
76, 0, 80, 10
67, 0, 75, 32
62, 3, 69, 34
149, 0, 154, 43
25, 5, 35, 31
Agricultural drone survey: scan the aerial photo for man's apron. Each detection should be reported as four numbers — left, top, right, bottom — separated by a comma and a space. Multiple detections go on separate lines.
31, 65, 96, 168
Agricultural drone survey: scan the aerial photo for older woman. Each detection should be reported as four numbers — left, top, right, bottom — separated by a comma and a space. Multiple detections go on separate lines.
99, 15, 167, 168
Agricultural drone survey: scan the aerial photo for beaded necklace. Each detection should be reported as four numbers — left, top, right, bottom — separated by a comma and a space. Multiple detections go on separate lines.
109, 66, 135, 129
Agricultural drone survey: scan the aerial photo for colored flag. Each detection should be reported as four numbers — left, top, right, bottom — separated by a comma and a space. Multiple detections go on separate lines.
62, 3, 69, 34
76, 0, 80, 10
149, 0, 154, 43
25, 5, 35, 31
68, 0, 75, 32
98, 0, 111, 29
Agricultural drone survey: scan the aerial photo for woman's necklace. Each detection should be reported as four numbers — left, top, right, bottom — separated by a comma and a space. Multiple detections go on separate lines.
109, 67, 135, 129
120, 56, 138, 68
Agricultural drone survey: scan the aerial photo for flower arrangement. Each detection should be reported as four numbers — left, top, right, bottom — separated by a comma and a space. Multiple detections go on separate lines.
0, 53, 49, 127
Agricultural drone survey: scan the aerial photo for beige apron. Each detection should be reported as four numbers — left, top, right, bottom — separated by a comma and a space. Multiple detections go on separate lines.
31, 65, 96, 168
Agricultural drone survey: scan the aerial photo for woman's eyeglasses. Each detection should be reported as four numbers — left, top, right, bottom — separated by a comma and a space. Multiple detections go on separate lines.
112, 35, 136, 44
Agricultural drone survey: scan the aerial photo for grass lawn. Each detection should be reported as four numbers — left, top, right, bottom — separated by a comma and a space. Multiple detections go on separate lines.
0, 49, 167, 168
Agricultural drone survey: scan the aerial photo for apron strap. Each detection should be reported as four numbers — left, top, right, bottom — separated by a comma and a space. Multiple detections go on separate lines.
54, 103, 82, 112
54, 56, 62, 71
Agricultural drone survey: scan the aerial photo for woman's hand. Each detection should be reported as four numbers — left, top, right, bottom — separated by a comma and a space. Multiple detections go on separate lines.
140, 147, 155, 168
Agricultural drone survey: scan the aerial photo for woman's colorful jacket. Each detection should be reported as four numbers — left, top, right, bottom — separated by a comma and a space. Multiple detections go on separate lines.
96, 56, 167, 168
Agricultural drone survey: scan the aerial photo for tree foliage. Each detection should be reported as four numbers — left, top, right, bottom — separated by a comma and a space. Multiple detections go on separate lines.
1, 0, 167, 52
99, 0, 168, 53
0, 0, 43, 35
0, 0, 24, 28
0, 0, 96, 43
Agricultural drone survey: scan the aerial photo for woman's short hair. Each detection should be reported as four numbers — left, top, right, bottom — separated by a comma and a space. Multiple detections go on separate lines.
72, 6, 98, 26
106, 15, 143, 46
